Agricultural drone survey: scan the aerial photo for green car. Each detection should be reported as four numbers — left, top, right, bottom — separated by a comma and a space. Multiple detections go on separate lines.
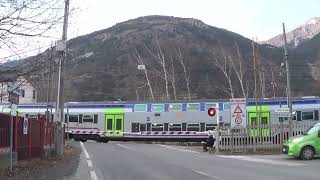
283, 123, 320, 160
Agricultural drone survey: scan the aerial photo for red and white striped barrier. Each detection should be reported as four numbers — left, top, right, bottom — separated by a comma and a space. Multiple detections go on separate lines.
66, 128, 210, 137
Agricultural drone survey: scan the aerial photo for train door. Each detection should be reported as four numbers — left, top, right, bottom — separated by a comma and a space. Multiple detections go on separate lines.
248, 109, 271, 137
105, 108, 124, 137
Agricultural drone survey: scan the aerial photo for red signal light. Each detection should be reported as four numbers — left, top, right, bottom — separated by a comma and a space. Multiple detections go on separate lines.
208, 107, 216, 117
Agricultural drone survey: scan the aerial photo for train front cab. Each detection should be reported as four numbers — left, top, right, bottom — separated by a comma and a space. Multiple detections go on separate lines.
247, 105, 271, 137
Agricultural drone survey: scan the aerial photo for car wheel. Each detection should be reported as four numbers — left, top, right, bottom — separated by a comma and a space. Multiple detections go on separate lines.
300, 146, 314, 160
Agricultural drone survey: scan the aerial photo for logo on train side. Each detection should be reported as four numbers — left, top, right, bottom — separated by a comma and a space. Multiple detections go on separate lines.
146, 117, 150, 122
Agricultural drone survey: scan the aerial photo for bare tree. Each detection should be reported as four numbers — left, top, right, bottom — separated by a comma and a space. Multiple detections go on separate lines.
168, 53, 177, 100
144, 38, 170, 100
134, 49, 155, 101
176, 47, 191, 100
0, 0, 64, 60
230, 41, 247, 98
213, 47, 234, 98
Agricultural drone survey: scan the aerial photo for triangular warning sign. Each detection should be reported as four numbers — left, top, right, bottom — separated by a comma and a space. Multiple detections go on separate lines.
234, 106, 242, 113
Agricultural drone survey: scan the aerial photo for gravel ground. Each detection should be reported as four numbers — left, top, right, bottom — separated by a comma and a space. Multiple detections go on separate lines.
0, 141, 81, 180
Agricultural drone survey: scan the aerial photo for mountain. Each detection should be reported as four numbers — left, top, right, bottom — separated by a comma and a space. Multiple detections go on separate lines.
5, 16, 288, 102
263, 17, 320, 48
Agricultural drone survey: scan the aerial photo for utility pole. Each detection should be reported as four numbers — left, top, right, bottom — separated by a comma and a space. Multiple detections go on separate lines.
46, 43, 53, 122
282, 23, 293, 137
56, 0, 69, 156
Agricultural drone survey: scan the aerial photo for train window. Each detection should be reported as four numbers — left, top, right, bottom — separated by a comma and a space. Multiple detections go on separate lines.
107, 119, 113, 130
169, 124, 182, 131
151, 124, 164, 131
206, 124, 215, 131
261, 117, 268, 125
251, 117, 257, 126
169, 103, 182, 111
279, 117, 288, 122
152, 104, 164, 112
187, 123, 200, 131
132, 123, 139, 132
205, 103, 216, 110
200, 123, 205, 132
116, 119, 122, 130
314, 110, 319, 120
140, 124, 146, 132
292, 115, 296, 120
302, 111, 314, 120
83, 115, 94, 123
187, 103, 200, 111
223, 103, 230, 110
134, 104, 147, 112
68, 115, 79, 122
94, 115, 98, 123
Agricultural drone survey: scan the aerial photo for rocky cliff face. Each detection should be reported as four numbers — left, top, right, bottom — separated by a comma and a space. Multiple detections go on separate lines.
262, 17, 320, 48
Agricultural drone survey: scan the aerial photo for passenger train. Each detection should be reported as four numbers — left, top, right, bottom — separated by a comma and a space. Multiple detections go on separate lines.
1, 97, 319, 142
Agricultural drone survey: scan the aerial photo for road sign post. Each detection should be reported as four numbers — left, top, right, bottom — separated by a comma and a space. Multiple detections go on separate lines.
230, 98, 247, 128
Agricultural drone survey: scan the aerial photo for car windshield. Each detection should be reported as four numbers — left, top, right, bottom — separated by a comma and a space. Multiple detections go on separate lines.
306, 126, 320, 135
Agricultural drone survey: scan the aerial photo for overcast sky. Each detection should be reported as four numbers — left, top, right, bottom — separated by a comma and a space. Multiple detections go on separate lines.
70, 0, 320, 40
1, 0, 319, 61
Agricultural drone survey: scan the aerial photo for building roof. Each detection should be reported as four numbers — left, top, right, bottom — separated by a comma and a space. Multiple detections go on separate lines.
0, 70, 39, 90
0, 70, 20, 82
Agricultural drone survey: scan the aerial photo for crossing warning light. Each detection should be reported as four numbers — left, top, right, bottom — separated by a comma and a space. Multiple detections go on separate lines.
208, 108, 216, 117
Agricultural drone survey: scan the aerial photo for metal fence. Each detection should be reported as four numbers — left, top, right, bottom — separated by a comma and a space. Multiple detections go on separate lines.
218, 122, 316, 152
0, 113, 11, 148
0, 113, 57, 160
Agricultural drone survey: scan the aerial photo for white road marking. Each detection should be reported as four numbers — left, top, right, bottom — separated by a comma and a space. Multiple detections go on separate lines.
87, 160, 93, 168
117, 143, 133, 150
216, 155, 305, 166
192, 170, 225, 180
158, 144, 200, 154
90, 170, 98, 180
79, 142, 98, 180
80, 141, 90, 159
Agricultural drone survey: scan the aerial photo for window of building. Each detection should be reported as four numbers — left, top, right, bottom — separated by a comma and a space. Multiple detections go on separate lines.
68, 115, 79, 122
205, 103, 216, 110
152, 104, 164, 112
187, 103, 200, 111
169, 103, 182, 111
206, 124, 215, 131
83, 115, 94, 123
187, 123, 200, 131
134, 104, 147, 112
169, 124, 182, 131
302, 111, 314, 120
32, 90, 36, 99
21, 89, 25, 97
151, 124, 164, 131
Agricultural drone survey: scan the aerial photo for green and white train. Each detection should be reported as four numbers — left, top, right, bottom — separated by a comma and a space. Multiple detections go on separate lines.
0, 98, 319, 142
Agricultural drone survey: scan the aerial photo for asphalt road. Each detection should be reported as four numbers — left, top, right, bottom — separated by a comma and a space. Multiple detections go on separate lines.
65, 141, 320, 180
